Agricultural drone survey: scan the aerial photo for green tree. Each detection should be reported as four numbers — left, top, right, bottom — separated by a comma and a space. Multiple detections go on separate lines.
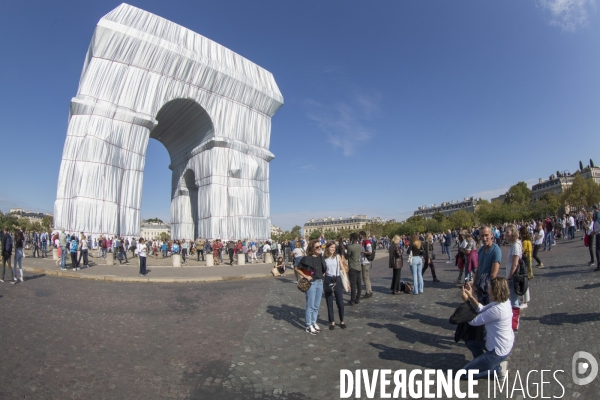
362, 222, 384, 237
42, 215, 53, 231
560, 175, 600, 211
432, 212, 446, 223
159, 232, 170, 242
323, 230, 338, 240
308, 230, 322, 240
146, 217, 164, 223
290, 225, 302, 238
447, 210, 475, 229
504, 182, 531, 205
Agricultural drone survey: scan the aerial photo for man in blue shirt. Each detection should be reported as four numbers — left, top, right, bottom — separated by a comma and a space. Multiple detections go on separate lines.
444, 230, 452, 263
474, 226, 502, 305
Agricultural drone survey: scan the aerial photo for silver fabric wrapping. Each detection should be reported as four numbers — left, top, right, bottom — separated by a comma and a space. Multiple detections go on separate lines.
54, 3, 283, 240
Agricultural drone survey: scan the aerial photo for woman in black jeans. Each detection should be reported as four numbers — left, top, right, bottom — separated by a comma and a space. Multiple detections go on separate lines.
323, 241, 346, 330
389, 235, 403, 294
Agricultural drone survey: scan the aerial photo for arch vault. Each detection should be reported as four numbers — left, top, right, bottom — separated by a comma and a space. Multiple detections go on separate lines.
54, 3, 283, 240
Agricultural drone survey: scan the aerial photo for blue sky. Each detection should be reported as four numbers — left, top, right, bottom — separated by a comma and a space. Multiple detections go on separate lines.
1, 0, 599, 230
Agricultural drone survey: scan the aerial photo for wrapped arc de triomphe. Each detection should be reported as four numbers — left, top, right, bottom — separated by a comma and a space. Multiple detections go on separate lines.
54, 3, 283, 241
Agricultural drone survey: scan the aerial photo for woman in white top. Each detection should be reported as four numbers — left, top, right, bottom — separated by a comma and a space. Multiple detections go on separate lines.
461, 277, 514, 379
533, 222, 545, 268
138, 238, 147, 276
323, 241, 347, 330
79, 234, 89, 269
292, 245, 305, 284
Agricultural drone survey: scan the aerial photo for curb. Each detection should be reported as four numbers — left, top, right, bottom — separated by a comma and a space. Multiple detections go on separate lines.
22, 266, 291, 284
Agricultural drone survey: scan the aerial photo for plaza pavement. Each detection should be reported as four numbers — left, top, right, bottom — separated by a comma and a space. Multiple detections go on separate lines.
0, 238, 599, 399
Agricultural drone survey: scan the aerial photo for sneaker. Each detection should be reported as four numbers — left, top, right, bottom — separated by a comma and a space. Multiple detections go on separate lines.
433, 278, 441, 283
312, 323, 321, 332
60, 268, 67, 271
0, 279, 4, 283
538, 264, 545, 268
19, 277, 24, 282
446, 261, 451, 264
519, 303, 528, 309
305, 326, 317, 335
11, 280, 18, 285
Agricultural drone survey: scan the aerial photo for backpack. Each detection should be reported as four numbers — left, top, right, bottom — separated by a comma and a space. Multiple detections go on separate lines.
513, 257, 529, 296
366, 241, 376, 262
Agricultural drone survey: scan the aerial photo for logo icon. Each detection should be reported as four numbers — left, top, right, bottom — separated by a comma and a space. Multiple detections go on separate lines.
572, 351, 598, 385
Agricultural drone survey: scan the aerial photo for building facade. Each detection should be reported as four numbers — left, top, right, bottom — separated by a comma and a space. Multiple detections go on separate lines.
270, 225, 283, 237
303, 215, 385, 236
531, 162, 600, 201
140, 222, 171, 240
413, 197, 479, 219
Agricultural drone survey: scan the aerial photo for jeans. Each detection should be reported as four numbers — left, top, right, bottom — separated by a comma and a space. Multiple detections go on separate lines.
41, 241, 47, 256
445, 245, 451, 261
181, 248, 187, 263
14, 248, 23, 278
139, 256, 147, 275
508, 279, 520, 307
32, 243, 40, 258
410, 257, 424, 294
2, 254, 13, 280
60, 246, 67, 269
162, 250, 167, 258
544, 231, 554, 250
349, 269, 362, 302
569, 226, 576, 240
101, 247, 107, 258
305, 279, 323, 327
361, 263, 372, 294
70, 252, 78, 268
562, 227, 567, 238
325, 276, 344, 323
80, 249, 89, 266
588, 234, 595, 263
461, 347, 508, 380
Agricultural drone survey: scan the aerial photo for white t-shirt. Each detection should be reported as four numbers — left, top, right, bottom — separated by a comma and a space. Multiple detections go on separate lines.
534, 229, 544, 245
292, 248, 304, 258
506, 240, 523, 279
569, 216, 575, 227
263, 244, 271, 252
138, 243, 147, 257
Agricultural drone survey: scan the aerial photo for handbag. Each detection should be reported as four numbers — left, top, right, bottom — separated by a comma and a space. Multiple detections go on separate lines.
324, 275, 337, 293
512, 258, 529, 296
297, 277, 312, 292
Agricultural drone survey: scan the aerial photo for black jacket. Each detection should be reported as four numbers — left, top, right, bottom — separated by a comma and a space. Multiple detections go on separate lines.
449, 301, 485, 343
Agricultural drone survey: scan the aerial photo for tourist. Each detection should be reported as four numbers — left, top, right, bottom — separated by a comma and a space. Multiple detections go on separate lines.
460, 278, 514, 379
422, 233, 440, 283
32, 230, 40, 258
275, 256, 285, 275
79, 234, 89, 269
543, 217, 554, 251
474, 226, 502, 305
504, 224, 523, 330
520, 226, 533, 280
456, 231, 470, 283
129, 238, 137, 258
195, 237, 204, 261
41, 230, 48, 257
227, 241, 236, 265
444, 229, 452, 263
1, 227, 15, 282
172, 240, 180, 256
568, 213, 576, 240
262, 241, 272, 262
59, 229, 68, 270
138, 238, 147, 276
296, 239, 326, 335
70, 234, 79, 270
181, 239, 188, 264
12, 230, 24, 283
407, 234, 424, 295
323, 241, 346, 330
359, 231, 373, 299
212, 240, 220, 265
592, 205, 600, 272
292, 242, 305, 283
389, 235, 404, 294
346, 233, 363, 305
533, 223, 544, 268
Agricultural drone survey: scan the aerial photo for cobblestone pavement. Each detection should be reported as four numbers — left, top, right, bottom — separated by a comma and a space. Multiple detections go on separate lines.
1, 238, 599, 399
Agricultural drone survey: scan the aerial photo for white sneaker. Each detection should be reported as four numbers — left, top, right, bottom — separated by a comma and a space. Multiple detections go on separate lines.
305, 326, 318, 335
519, 303, 528, 309
312, 323, 321, 332
19, 277, 24, 282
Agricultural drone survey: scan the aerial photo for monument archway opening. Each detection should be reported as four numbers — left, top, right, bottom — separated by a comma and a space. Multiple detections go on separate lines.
54, 3, 283, 241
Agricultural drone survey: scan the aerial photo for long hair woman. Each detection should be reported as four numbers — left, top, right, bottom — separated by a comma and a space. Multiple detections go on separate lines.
422, 233, 439, 283
323, 241, 347, 330
13, 230, 24, 283
389, 235, 404, 294
296, 239, 326, 335
408, 234, 424, 295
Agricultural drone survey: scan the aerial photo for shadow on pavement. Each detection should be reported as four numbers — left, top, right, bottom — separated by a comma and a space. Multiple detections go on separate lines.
576, 282, 600, 290
368, 322, 454, 350
24, 274, 46, 281
266, 304, 306, 330
404, 312, 454, 331
521, 312, 600, 325
369, 342, 468, 370
436, 301, 462, 309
